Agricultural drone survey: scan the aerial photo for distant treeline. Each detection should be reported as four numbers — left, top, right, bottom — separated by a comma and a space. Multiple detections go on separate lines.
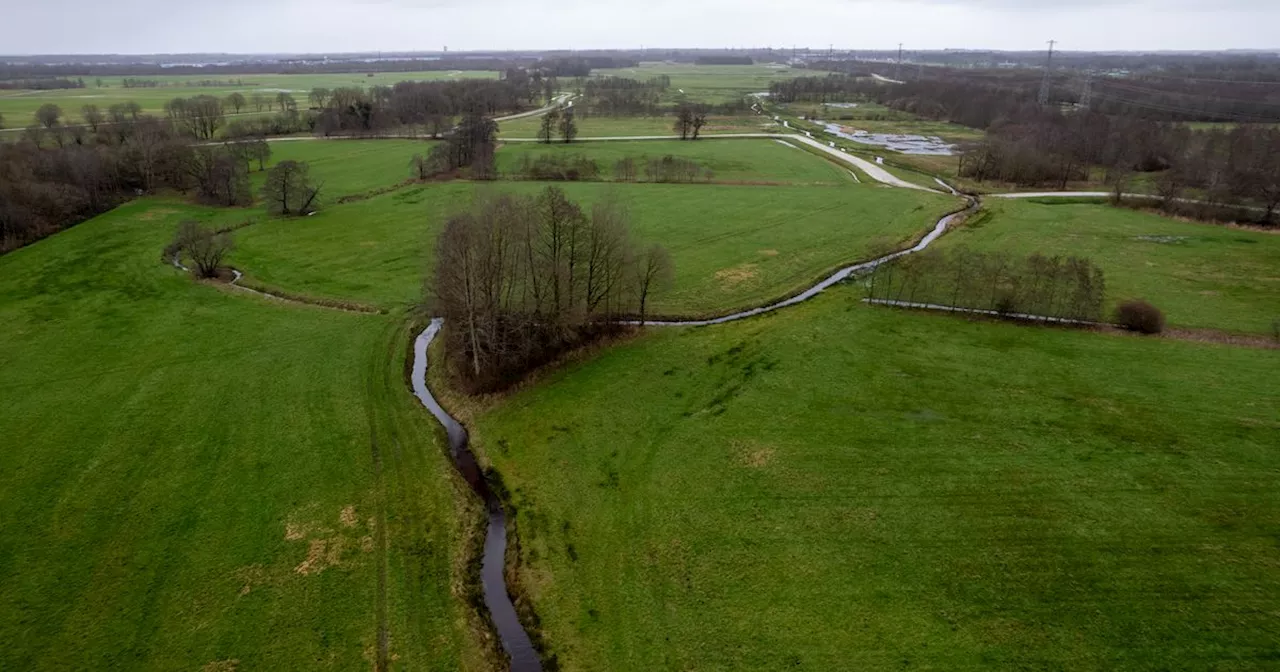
581, 76, 670, 115
785, 64, 1280, 124
0, 75, 531, 252
0, 59, 530, 78
0, 78, 83, 90
536, 57, 639, 78
695, 56, 754, 66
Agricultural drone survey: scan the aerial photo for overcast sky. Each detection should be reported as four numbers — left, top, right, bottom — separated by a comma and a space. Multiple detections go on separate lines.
5, 0, 1278, 55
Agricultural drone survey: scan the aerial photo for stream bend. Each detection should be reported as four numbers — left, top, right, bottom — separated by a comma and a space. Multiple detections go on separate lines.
412, 320, 542, 672
407, 201, 973, 671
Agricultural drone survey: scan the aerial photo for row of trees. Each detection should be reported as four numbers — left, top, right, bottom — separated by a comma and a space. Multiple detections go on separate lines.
866, 248, 1107, 323
0, 78, 83, 90
432, 187, 671, 392
508, 153, 714, 183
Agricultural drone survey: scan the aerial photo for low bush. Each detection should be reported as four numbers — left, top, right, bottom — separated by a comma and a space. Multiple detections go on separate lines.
1115, 299, 1165, 334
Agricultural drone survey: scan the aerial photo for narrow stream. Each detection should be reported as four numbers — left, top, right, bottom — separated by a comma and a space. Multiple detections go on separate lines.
406, 202, 973, 670
641, 203, 975, 327
411, 319, 542, 672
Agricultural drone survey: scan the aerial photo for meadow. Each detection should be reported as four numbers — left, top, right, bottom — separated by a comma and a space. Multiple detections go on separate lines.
4, 98, 1277, 672
0, 70, 498, 127
937, 198, 1280, 334
0, 199, 485, 669
231, 176, 957, 317
468, 289, 1280, 671
495, 139, 854, 185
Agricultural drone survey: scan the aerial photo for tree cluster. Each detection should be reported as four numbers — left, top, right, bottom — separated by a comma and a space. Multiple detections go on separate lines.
0, 112, 277, 252
867, 248, 1107, 323
168, 220, 234, 278
311, 79, 536, 136
580, 76, 669, 116
514, 153, 601, 181
414, 112, 499, 179
432, 187, 671, 392
641, 155, 713, 183
672, 105, 708, 140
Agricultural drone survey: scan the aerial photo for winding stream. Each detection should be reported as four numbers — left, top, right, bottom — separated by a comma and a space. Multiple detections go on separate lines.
406, 200, 974, 670
412, 320, 542, 672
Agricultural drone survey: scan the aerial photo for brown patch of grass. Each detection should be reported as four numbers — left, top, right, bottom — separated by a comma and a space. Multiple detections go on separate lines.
202, 660, 239, 672
736, 440, 777, 468
294, 539, 330, 576
284, 522, 308, 541
340, 505, 359, 528
715, 263, 759, 288
758, 249, 779, 256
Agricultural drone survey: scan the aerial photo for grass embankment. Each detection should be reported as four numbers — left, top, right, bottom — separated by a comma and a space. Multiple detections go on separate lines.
936, 199, 1280, 334
232, 179, 957, 316
495, 139, 853, 185
0, 199, 484, 669
468, 290, 1280, 671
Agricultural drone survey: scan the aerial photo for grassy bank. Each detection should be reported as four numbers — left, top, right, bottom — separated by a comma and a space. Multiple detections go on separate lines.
468, 290, 1280, 670
0, 200, 480, 669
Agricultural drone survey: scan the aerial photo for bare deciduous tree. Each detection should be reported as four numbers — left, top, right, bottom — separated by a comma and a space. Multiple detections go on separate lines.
80, 105, 103, 132
558, 110, 578, 144
261, 160, 321, 215
634, 243, 672, 325
225, 92, 246, 114
172, 220, 234, 278
539, 109, 560, 144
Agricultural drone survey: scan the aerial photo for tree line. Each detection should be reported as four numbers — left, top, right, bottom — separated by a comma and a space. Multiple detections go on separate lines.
867, 248, 1107, 323
510, 153, 713, 183
580, 76, 670, 116
0, 78, 83, 90
432, 187, 671, 392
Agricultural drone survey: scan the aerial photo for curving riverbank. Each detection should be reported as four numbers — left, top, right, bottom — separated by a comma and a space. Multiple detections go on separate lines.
406, 199, 973, 670
412, 320, 543, 672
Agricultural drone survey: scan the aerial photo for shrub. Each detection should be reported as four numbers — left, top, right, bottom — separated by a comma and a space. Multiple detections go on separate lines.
1115, 300, 1165, 334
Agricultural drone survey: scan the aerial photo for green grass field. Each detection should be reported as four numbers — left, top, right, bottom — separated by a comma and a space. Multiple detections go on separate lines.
231, 177, 957, 316
0, 199, 485, 669
467, 290, 1280, 671
936, 199, 1280, 334
495, 139, 853, 185
0, 70, 498, 127
498, 113, 776, 138
256, 139, 436, 197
